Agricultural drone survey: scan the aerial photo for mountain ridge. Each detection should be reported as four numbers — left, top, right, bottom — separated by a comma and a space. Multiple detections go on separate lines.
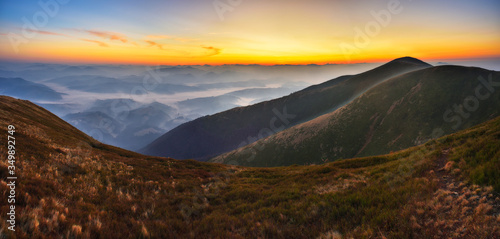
1, 94, 499, 238
142, 57, 431, 160
0, 77, 64, 101
212, 64, 500, 166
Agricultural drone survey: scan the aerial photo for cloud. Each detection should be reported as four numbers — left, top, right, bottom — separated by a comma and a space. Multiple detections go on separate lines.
201, 46, 222, 57
83, 30, 128, 43
145, 40, 163, 49
82, 39, 109, 47
12, 28, 68, 37
32, 30, 67, 36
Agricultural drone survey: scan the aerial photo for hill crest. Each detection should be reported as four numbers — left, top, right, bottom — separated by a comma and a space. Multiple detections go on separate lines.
142, 57, 432, 160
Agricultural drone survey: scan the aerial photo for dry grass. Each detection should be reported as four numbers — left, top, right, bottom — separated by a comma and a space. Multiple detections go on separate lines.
1, 96, 500, 238
403, 169, 500, 238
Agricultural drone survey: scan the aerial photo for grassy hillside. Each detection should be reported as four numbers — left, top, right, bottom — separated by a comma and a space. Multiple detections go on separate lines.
1, 95, 499, 238
142, 57, 431, 161
213, 66, 500, 167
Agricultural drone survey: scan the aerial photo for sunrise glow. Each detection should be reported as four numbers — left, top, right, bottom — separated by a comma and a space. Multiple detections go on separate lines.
1, 0, 499, 65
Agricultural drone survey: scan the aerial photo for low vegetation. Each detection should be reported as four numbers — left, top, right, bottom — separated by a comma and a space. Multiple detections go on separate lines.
0, 96, 499, 238
214, 65, 500, 167
143, 57, 431, 161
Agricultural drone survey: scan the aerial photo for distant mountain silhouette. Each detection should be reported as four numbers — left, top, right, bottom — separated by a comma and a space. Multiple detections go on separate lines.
1, 94, 499, 238
64, 101, 182, 150
142, 57, 431, 160
213, 65, 500, 166
0, 77, 63, 101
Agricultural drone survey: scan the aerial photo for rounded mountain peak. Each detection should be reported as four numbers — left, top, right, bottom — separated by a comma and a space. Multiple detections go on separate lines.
388, 57, 431, 66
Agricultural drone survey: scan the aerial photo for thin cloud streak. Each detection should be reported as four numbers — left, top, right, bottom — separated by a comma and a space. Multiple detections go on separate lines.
82, 39, 109, 47
84, 30, 129, 43
145, 40, 163, 49
202, 46, 222, 57
31, 30, 67, 36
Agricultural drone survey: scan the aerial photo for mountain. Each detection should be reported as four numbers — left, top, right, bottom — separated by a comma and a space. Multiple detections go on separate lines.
212, 65, 500, 166
1, 95, 499, 238
36, 103, 81, 117
46, 75, 199, 94
47, 75, 133, 93
225, 86, 307, 104
122, 102, 176, 128
177, 95, 241, 117
175, 86, 307, 118
0, 77, 63, 101
196, 79, 268, 89
142, 57, 431, 160
115, 102, 179, 150
86, 99, 143, 118
63, 101, 182, 150
63, 111, 123, 145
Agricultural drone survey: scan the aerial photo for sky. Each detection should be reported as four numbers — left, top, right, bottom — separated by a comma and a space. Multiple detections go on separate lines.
0, 0, 499, 65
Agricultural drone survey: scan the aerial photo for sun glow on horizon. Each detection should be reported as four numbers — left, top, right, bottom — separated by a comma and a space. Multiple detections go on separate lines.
0, 0, 499, 65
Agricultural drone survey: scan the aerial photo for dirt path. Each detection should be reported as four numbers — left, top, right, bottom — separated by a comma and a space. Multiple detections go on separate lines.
417, 149, 500, 238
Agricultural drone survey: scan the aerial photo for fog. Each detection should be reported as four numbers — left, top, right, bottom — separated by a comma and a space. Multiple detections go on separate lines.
1, 59, 496, 151
0, 62, 382, 115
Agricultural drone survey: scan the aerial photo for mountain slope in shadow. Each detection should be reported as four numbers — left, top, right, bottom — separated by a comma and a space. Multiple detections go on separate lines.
0, 77, 63, 101
212, 65, 500, 166
142, 57, 431, 160
1, 95, 499, 238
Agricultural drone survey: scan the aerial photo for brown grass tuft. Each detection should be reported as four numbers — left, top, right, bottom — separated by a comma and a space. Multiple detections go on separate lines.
71, 224, 82, 236
444, 161, 455, 171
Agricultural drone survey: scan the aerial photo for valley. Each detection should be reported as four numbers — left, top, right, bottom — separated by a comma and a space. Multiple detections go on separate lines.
1, 85, 499, 237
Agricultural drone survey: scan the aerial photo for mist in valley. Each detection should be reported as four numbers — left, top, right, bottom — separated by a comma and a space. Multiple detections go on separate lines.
1, 59, 497, 151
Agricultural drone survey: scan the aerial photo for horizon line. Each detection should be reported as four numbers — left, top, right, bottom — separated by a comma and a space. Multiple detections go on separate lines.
0, 56, 499, 67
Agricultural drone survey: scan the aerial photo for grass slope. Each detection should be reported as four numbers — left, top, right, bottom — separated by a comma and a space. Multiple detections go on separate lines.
142, 57, 430, 161
0, 95, 499, 238
213, 65, 500, 167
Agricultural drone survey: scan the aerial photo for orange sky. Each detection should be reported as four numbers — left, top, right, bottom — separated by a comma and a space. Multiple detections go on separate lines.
1, 0, 499, 65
